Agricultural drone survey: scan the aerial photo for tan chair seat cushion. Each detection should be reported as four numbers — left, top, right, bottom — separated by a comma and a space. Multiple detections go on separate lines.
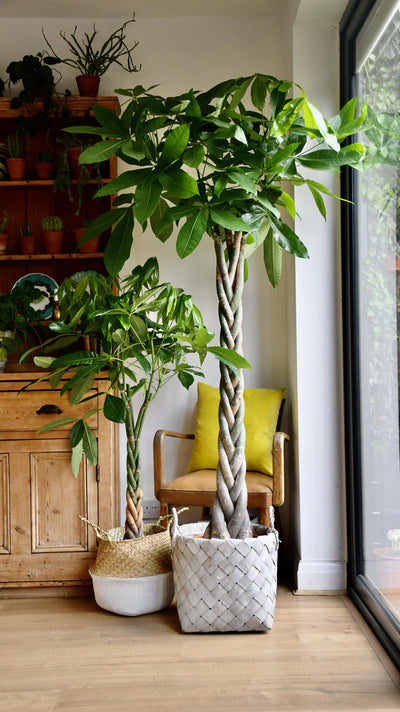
161, 469, 273, 495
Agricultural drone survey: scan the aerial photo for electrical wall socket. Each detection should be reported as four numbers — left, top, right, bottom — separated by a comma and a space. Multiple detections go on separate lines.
143, 499, 160, 520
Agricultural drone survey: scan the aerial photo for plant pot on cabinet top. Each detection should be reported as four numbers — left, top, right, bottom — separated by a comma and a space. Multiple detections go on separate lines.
76, 74, 100, 97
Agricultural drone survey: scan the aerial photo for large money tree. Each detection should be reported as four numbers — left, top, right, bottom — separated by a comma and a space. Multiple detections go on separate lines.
67, 74, 368, 539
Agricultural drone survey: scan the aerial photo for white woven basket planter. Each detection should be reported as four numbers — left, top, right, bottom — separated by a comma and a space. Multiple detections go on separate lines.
171, 508, 279, 633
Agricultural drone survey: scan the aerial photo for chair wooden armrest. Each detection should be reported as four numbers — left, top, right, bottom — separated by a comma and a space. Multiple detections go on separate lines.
272, 431, 289, 507
153, 429, 195, 497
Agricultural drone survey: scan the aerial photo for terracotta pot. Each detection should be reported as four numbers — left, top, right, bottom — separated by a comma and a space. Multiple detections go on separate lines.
68, 147, 93, 179
35, 162, 53, 180
76, 74, 100, 97
74, 227, 100, 253
43, 230, 63, 254
6, 157, 26, 181
0, 234, 8, 254
20, 234, 35, 255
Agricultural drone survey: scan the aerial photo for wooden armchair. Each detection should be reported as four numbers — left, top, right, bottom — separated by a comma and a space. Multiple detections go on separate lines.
153, 428, 289, 527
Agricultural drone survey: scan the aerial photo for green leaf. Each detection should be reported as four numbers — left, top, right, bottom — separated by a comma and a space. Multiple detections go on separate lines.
176, 209, 207, 258
208, 346, 251, 371
71, 440, 83, 477
150, 197, 174, 242
79, 139, 126, 164
263, 227, 282, 288
209, 207, 250, 233
93, 105, 127, 137
177, 371, 194, 389
269, 214, 309, 259
82, 423, 98, 466
160, 124, 190, 165
129, 315, 148, 342
81, 208, 127, 241
36, 416, 78, 434
227, 170, 257, 195
69, 374, 95, 406
308, 183, 327, 220
251, 75, 268, 112
279, 190, 296, 219
104, 394, 126, 423
34, 356, 55, 369
159, 167, 199, 199
95, 169, 152, 198
103, 209, 134, 276
70, 420, 85, 447
302, 97, 340, 152
182, 145, 205, 168
134, 180, 162, 225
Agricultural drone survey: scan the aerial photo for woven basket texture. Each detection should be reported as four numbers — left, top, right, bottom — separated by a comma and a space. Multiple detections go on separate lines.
89, 524, 172, 579
171, 511, 278, 633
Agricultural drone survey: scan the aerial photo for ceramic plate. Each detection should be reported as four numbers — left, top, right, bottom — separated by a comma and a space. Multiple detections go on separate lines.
70, 270, 98, 283
12, 273, 59, 320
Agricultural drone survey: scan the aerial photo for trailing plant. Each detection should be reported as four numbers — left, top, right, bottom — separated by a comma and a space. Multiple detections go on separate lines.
66, 74, 372, 539
21, 261, 246, 539
42, 16, 140, 77
42, 215, 63, 230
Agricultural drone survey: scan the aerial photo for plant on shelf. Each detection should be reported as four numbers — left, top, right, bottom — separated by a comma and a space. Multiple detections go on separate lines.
6, 132, 26, 180
6, 52, 60, 110
42, 215, 63, 231
35, 148, 54, 179
19, 221, 35, 255
42, 16, 140, 97
21, 260, 244, 540
42, 215, 63, 254
0, 281, 43, 359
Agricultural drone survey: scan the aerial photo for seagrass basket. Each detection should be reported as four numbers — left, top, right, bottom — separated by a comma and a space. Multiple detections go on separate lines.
171, 508, 279, 633
89, 523, 172, 578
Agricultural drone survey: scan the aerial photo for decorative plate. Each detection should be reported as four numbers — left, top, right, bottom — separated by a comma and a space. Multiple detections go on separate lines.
12, 273, 59, 320
70, 270, 98, 283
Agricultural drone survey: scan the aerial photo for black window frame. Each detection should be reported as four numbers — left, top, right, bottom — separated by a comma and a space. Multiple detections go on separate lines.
340, 0, 400, 669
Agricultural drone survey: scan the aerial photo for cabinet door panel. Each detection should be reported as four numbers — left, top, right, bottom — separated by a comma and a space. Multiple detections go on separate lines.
31, 451, 89, 553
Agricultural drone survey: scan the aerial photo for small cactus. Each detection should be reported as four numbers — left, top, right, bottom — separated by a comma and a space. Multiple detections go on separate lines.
42, 216, 63, 231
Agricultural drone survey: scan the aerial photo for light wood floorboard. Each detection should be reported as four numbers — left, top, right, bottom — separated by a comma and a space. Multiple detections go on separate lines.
0, 587, 399, 712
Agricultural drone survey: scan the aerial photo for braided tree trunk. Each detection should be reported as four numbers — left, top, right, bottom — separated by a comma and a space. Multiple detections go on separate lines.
122, 391, 144, 539
210, 230, 252, 540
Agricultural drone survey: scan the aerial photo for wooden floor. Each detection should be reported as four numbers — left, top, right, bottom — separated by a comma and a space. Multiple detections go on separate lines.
1, 588, 400, 712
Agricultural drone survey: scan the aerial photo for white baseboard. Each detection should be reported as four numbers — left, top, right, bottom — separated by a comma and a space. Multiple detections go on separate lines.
296, 560, 347, 592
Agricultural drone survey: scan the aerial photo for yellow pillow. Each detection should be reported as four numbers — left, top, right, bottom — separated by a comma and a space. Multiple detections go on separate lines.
187, 382, 285, 475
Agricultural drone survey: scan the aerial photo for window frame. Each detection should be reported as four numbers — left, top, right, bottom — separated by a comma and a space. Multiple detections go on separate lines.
340, 0, 400, 669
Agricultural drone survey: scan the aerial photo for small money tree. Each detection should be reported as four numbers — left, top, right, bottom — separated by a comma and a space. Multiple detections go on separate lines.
24, 262, 243, 539
65, 74, 368, 539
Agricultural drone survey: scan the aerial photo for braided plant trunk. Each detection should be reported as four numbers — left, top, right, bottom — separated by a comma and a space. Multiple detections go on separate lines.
122, 389, 144, 539
210, 230, 252, 540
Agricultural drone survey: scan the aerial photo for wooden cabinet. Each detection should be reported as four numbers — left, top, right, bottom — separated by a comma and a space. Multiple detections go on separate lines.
0, 97, 120, 590
0, 374, 118, 588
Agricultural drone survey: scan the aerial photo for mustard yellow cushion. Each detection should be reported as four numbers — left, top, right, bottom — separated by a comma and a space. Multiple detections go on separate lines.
187, 382, 285, 475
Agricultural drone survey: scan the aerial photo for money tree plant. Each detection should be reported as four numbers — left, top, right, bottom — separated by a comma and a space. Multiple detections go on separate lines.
23, 262, 244, 539
65, 73, 368, 539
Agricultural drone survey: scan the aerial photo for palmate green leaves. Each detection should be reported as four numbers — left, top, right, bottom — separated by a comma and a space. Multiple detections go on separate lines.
66, 73, 369, 284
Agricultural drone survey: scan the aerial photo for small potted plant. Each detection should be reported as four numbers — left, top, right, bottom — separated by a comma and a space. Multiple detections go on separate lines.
0, 211, 8, 254
35, 149, 54, 179
42, 215, 63, 254
6, 132, 26, 180
6, 52, 60, 110
19, 221, 35, 255
42, 16, 140, 97
0, 281, 43, 370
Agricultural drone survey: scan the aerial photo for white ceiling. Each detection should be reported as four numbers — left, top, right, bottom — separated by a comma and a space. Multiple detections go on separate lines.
0, 0, 286, 19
